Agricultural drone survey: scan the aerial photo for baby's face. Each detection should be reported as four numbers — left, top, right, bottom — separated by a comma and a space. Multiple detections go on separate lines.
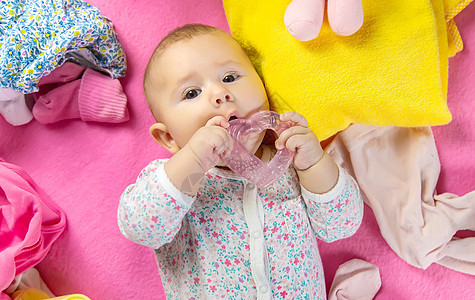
149, 32, 269, 152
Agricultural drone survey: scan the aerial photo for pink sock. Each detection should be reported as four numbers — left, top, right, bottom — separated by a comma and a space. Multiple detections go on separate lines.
32, 79, 82, 124
37, 62, 85, 86
33, 68, 129, 124
78, 69, 129, 123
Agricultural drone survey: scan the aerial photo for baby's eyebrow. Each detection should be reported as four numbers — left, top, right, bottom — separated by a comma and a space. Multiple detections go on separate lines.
215, 59, 241, 67
175, 73, 195, 87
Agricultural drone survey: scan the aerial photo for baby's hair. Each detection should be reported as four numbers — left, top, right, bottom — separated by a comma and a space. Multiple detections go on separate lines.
144, 24, 226, 120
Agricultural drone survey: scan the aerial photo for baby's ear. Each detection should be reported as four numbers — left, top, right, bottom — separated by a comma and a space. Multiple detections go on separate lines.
149, 123, 180, 154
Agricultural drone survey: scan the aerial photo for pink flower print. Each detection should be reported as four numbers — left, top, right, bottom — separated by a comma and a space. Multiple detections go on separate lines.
285, 266, 290, 273
345, 198, 350, 205
300, 252, 305, 259
210, 286, 217, 292
239, 277, 244, 283
170, 198, 176, 204
272, 226, 279, 234
234, 258, 241, 265
345, 220, 352, 225
199, 217, 206, 224
231, 225, 238, 232
225, 259, 232, 267
280, 291, 288, 297
268, 201, 274, 208
174, 205, 181, 211
212, 231, 219, 238
190, 211, 196, 217
206, 173, 213, 179
151, 216, 158, 223
335, 202, 343, 209
194, 277, 200, 284
293, 257, 299, 265
214, 262, 219, 269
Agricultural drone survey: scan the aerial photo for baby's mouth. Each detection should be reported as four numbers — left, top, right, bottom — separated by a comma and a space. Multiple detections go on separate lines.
228, 115, 238, 122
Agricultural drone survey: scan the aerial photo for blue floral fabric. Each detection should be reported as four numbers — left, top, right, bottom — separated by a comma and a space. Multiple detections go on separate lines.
0, 0, 127, 94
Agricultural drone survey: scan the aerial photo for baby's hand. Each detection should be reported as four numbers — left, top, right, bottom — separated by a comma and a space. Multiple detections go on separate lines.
184, 116, 233, 172
275, 112, 324, 171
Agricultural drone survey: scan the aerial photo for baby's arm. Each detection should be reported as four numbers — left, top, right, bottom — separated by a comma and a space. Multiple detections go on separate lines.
117, 159, 195, 248
276, 111, 339, 194
276, 111, 363, 241
117, 116, 233, 248
165, 116, 232, 196
301, 167, 363, 242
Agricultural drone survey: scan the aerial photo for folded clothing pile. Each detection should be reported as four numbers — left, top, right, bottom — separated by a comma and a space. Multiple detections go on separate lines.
0, 0, 128, 126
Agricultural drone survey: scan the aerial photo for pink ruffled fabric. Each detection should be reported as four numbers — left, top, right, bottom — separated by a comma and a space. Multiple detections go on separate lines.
0, 159, 66, 295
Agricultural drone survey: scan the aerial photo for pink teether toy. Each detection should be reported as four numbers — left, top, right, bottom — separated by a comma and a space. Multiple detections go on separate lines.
221, 111, 295, 189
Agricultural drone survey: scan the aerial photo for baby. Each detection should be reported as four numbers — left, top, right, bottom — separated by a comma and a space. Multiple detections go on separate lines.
118, 24, 363, 299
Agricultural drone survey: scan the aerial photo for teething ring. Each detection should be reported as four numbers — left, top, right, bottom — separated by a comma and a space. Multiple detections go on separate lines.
221, 111, 294, 189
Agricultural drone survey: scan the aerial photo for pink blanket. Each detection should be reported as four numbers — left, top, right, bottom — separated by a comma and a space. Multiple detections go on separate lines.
0, 0, 473, 298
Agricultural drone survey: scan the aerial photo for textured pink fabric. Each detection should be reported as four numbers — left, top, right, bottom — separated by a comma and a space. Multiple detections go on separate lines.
33, 64, 129, 124
33, 79, 82, 123
0, 1, 473, 299
0, 160, 66, 294
78, 69, 129, 123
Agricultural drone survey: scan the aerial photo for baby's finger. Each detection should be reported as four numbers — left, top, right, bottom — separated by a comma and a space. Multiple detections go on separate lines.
215, 140, 231, 155
284, 133, 314, 152
206, 115, 229, 128
280, 111, 308, 127
275, 126, 312, 150
211, 127, 234, 150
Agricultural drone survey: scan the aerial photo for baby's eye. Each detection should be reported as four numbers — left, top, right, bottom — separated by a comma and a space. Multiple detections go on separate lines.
184, 89, 201, 100
223, 73, 238, 83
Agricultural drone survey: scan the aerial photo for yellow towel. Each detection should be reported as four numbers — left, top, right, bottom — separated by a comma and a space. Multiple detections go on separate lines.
223, 0, 472, 140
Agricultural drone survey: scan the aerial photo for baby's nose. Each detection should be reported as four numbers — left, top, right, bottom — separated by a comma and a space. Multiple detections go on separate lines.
216, 94, 231, 104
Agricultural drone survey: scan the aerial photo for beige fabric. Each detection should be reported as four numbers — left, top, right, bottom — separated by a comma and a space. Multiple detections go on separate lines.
328, 259, 381, 300
4, 268, 55, 297
326, 124, 475, 274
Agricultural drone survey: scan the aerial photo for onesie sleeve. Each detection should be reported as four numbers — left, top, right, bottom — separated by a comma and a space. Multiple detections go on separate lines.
300, 166, 363, 242
117, 159, 195, 249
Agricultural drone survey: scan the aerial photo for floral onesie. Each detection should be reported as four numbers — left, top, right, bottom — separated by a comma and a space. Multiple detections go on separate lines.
118, 147, 363, 299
